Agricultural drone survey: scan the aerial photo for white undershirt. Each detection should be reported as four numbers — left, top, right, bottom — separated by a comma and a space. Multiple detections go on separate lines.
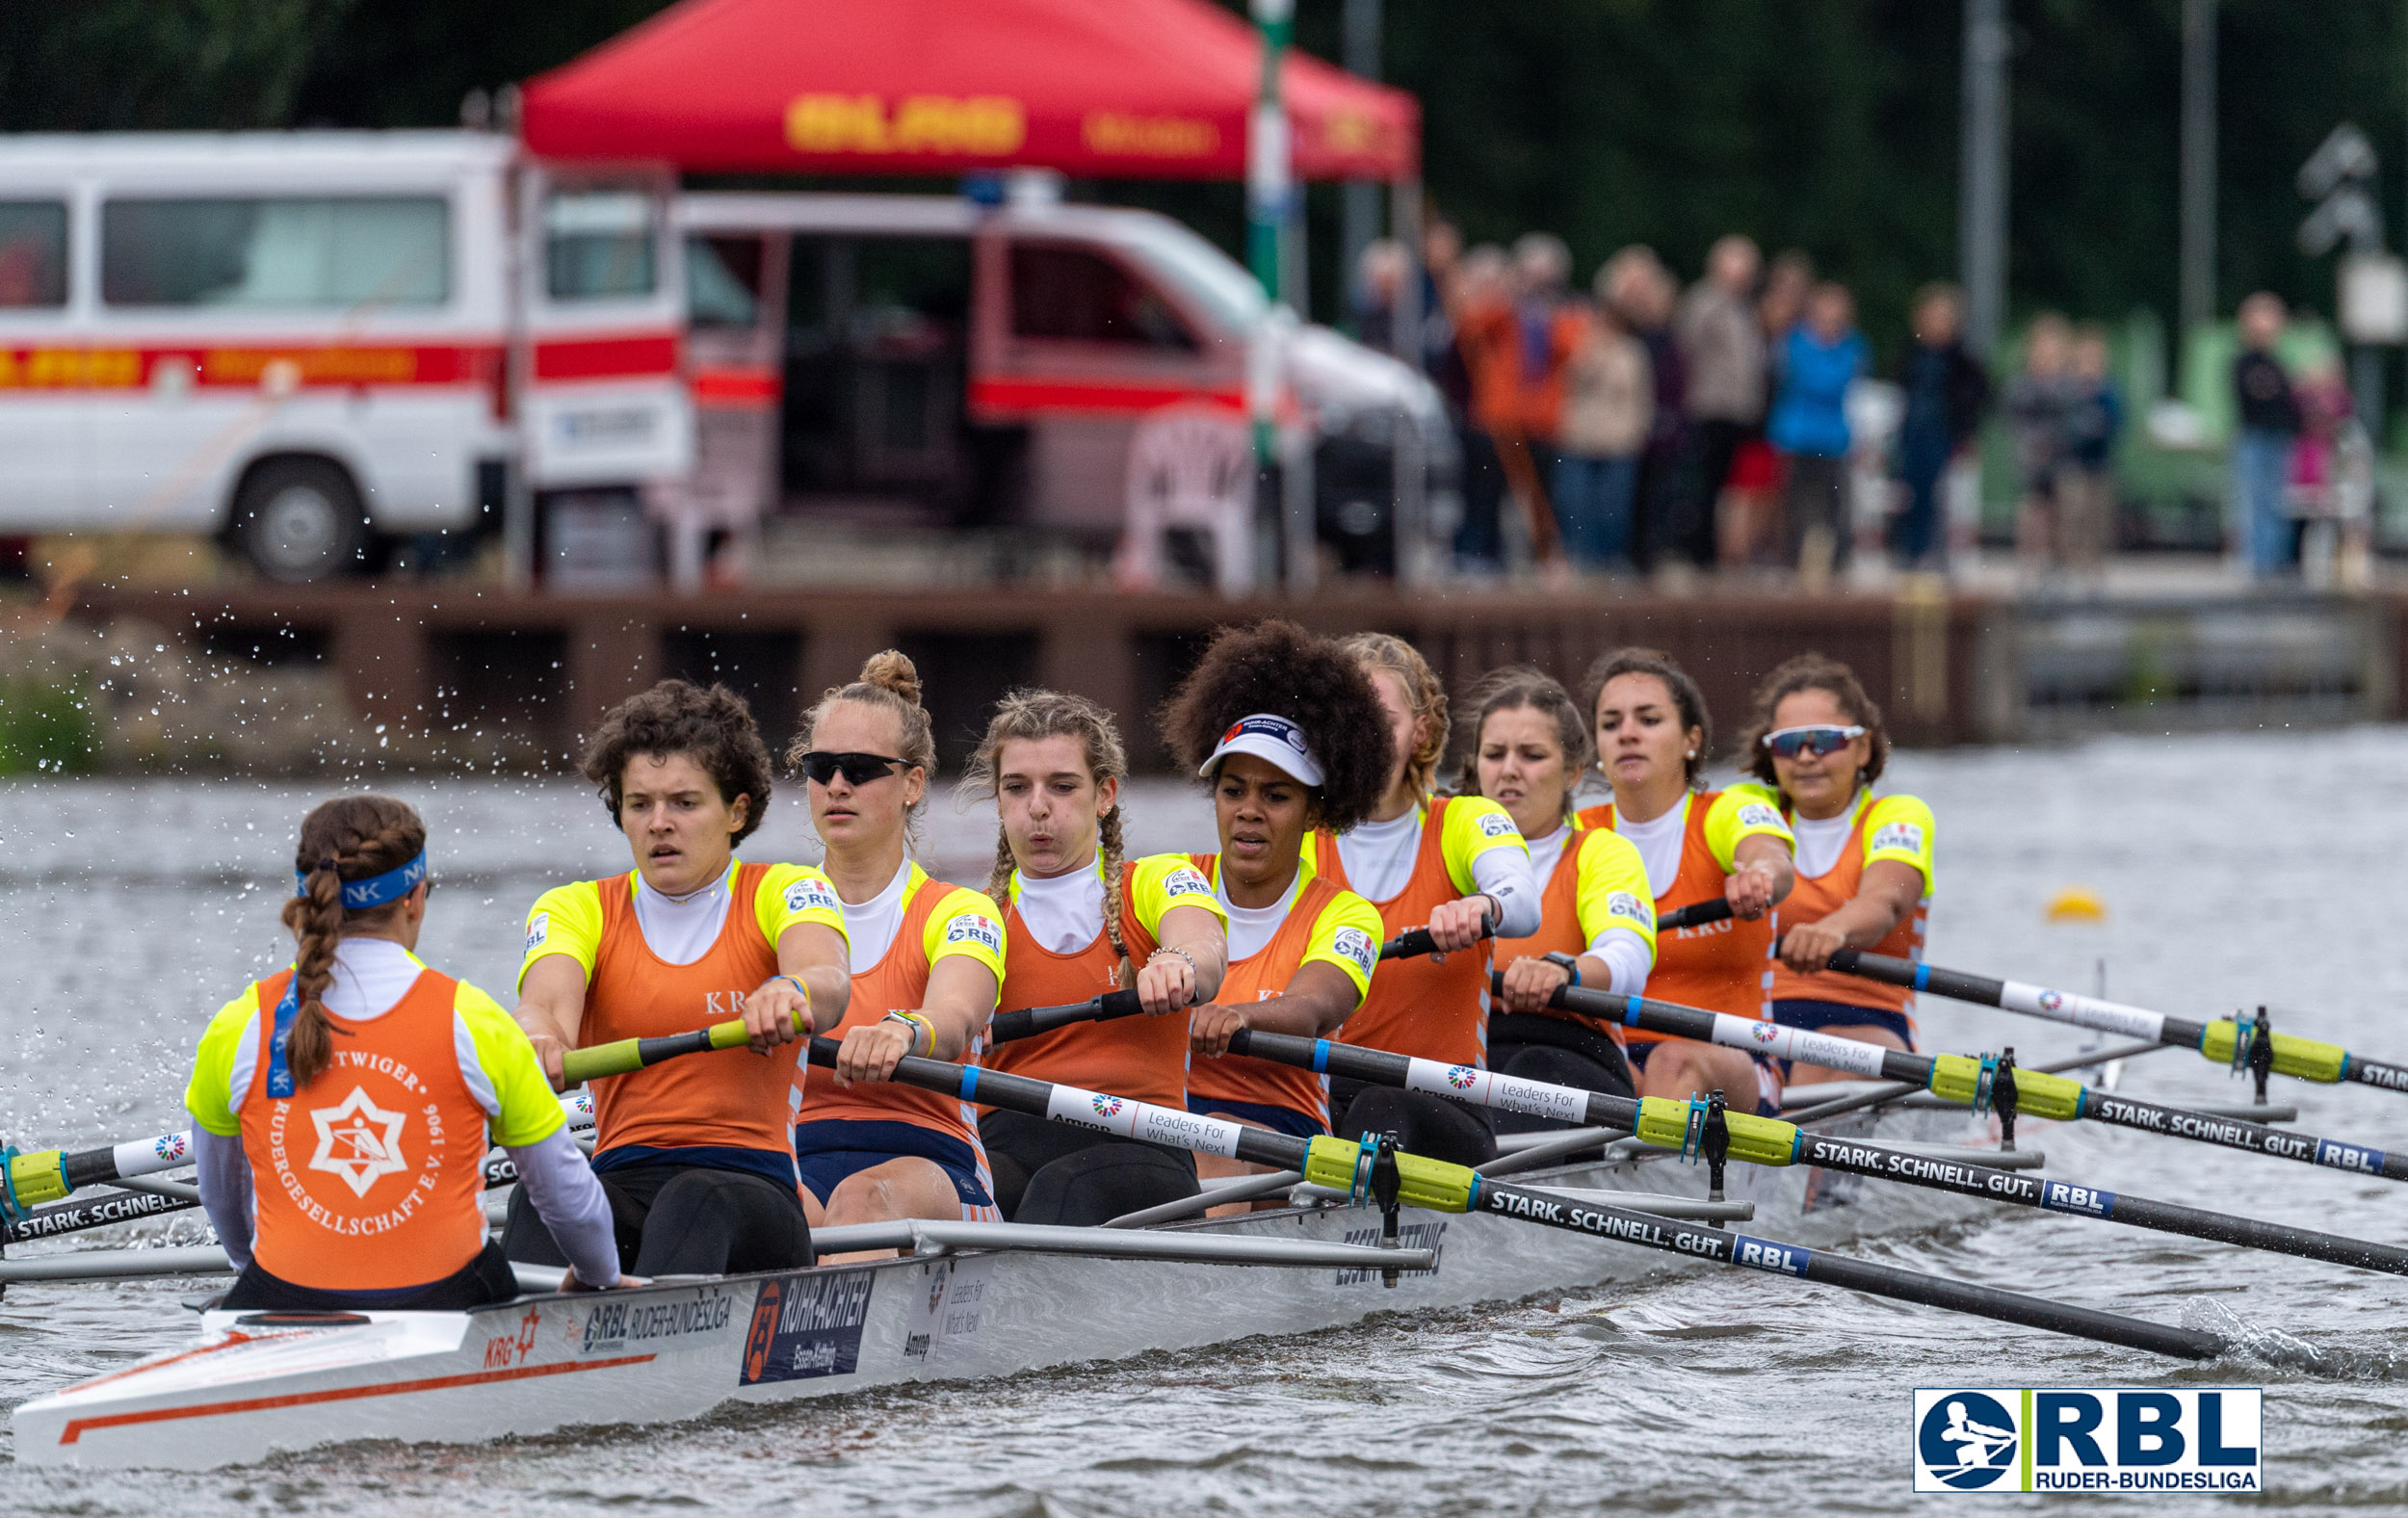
1612, 795, 1692, 898
1333, 810, 1424, 903
839, 858, 914, 973
316, 936, 423, 1021
1525, 823, 1571, 886
632, 863, 736, 965
1014, 861, 1107, 954
1217, 869, 1303, 962
1790, 803, 1858, 879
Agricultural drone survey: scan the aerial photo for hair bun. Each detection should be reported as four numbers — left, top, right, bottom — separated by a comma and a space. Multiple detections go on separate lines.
858, 650, 923, 707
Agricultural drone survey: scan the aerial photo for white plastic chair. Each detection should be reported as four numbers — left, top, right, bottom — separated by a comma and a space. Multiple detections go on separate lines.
1114, 404, 1256, 596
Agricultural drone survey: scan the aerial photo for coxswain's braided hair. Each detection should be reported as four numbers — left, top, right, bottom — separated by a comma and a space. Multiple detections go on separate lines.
957, 689, 1135, 985
1157, 619, 1393, 833
281, 796, 427, 1088
582, 680, 773, 845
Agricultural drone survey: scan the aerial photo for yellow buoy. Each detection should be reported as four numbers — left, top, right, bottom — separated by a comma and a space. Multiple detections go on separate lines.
2045, 887, 2107, 923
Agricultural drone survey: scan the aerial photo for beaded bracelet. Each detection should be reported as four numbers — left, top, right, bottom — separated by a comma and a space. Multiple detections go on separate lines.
1147, 946, 1196, 974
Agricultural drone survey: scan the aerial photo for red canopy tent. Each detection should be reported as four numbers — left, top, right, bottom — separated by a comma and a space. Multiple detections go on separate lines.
520, 0, 1417, 182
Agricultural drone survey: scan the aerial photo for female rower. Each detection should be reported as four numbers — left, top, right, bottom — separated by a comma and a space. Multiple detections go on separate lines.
188, 796, 624, 1310
1575, 647, 1796, 1109
1315, 634, 1540, 1165
785, 653, 1010, 1229
1160, 620, 1391, 1182
964, 690, 1230, 1225
510, 680, 851, 1277
1741, 654, 1936, 1085
1467, 669, 1658, 1112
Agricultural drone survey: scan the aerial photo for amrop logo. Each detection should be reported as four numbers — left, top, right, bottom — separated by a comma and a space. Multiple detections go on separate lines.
1917, 1392, 2018, 1488
1913, 1388, 2261, 1493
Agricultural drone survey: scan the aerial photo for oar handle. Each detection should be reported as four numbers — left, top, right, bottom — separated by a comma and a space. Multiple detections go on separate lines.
1822, 946, 2006, 1005
560, 1008, 807, 1085
1657, 898, 1734, 931
988, 988, 1145, 1044
1379, 912, 1496, 962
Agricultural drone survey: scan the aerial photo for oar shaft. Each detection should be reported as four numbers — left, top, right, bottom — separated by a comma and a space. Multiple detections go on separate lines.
1657, 899, 1735, 932
987, 989, 1143, 1044
814, 1038, 2218, 1359
560, 1009, 810, 1085
1234, 1028, 2408, 1277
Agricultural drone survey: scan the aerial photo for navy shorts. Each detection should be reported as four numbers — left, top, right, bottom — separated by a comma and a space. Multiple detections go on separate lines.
1771, 998, 1918, 1051
1186, 1095, 1328, 1140
792, 1118, 996, 1215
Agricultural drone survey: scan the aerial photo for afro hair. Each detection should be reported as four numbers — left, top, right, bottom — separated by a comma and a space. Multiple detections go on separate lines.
1157, 619, 1394, 833
581, 679, 774, 846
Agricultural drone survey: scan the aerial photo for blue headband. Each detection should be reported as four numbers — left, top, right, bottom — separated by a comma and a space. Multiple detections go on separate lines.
294, 851, 429, 911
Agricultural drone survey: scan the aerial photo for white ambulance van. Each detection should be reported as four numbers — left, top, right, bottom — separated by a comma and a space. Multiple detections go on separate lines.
0, 131, 688, 581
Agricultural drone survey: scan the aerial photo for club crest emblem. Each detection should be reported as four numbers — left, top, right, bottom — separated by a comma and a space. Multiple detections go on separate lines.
308, 1086, 408, 1197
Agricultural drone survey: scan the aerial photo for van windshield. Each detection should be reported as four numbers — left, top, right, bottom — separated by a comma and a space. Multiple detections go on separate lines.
102, 197, 448, 308
1109, 220, 1266, 337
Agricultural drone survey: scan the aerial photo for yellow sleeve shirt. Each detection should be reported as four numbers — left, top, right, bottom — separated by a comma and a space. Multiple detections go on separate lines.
184, 985, 264, 1138
1703, 785, 1795, 872
1572, 826, 1659, 961
1859, 794, 1937, 896
1129, 851, 1230, 936
1437, 795, 1531, 895
1300, 887, 1388, 1002
517, 862, 850, 992
916, 876, 1008, 981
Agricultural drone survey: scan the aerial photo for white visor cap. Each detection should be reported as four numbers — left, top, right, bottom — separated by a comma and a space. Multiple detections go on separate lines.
1198, 713, 1326, 787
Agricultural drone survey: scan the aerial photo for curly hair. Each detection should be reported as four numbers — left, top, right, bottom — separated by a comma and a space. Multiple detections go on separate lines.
1578, 646, 1714, 790
1452, 667, 1591, 820
792, 650, 939, 851
957, 689, 1135, 984
280, 796, 428, 1088
1737, 653, 1891, 794
581, 679, 773, 846
1339, 631, 1449, 799
1157, 620, 1392, 834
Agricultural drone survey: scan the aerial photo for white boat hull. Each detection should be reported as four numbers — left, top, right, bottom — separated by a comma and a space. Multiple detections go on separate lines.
13, 1110, 1994, 1469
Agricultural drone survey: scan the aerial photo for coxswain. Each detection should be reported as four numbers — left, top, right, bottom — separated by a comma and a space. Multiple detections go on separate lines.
1466, 668, 1658, 1112
188, 796, 623, 1310
1160, 621, 1391, 1189
785, 653, 1010, 1233
510, 680, 850, 1276
964, 689, 1230, 1225
1740, 654, 1936, 1084
1575, 647, 1796, 1110
1311, 634, 1540, 1165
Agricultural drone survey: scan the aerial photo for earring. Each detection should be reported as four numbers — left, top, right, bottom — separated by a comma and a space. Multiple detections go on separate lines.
1686, 749, 1696, 759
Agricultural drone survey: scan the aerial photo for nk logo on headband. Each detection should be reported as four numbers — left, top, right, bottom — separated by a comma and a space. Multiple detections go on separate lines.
1912, 1389, 2261, 1493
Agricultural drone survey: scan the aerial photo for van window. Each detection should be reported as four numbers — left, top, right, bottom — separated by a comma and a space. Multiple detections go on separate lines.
1009, 244, 1194, 351
687, 234, 763, 328
102, 197, 448, 307
0, 201, 67, 308
546, 190, 658, 301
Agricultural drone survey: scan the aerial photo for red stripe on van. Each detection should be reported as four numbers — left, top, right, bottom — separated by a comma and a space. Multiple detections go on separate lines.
0, 344, 506, 391
534, 333, 680, 382
691, 366, 780, 406
968, 376, 1243, 417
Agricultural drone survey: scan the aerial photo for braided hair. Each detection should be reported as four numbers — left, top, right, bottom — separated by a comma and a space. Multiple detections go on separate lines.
957, 689, 1135, 984
792, 650, 939, 851
1157, 620, 1392, 833
1339, 631, 1450, 800
278, 796, 428, 1089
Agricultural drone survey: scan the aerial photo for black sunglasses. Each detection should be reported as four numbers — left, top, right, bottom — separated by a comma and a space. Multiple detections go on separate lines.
797, 750, 909, 786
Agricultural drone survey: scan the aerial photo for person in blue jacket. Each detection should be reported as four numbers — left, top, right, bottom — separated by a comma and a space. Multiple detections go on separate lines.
1767, 281, 1868, 575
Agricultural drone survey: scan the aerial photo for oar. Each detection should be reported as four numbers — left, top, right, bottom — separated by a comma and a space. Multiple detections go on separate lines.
802, 1036, 2221, 1359
987, 989, 1144, 1044
2, 1090, 597, 1223
1822, 947, 2408, 1103
1224, 1027, 2408, 1278
1657, 899, 1735, 931
1378, 913, 1495, 961
557, 1006, 813, 1085
1509, 974, 2408, 1185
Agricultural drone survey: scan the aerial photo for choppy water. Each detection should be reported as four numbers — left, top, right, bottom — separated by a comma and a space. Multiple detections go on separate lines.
4, 730, 2408, 1512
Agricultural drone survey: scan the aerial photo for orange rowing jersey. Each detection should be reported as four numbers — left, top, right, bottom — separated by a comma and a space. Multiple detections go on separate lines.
186, 964, 556, 1292
1308, 795, 1525, 1067
983, 854, 1226, 1111
1495, 822, 1659, 1039
520, 860, 848, 1176
1576, 790, 1793, 1039
792, 862, 1007, 1147
1185, 855, 1383, 1129
1766, 788, 1936, 1022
